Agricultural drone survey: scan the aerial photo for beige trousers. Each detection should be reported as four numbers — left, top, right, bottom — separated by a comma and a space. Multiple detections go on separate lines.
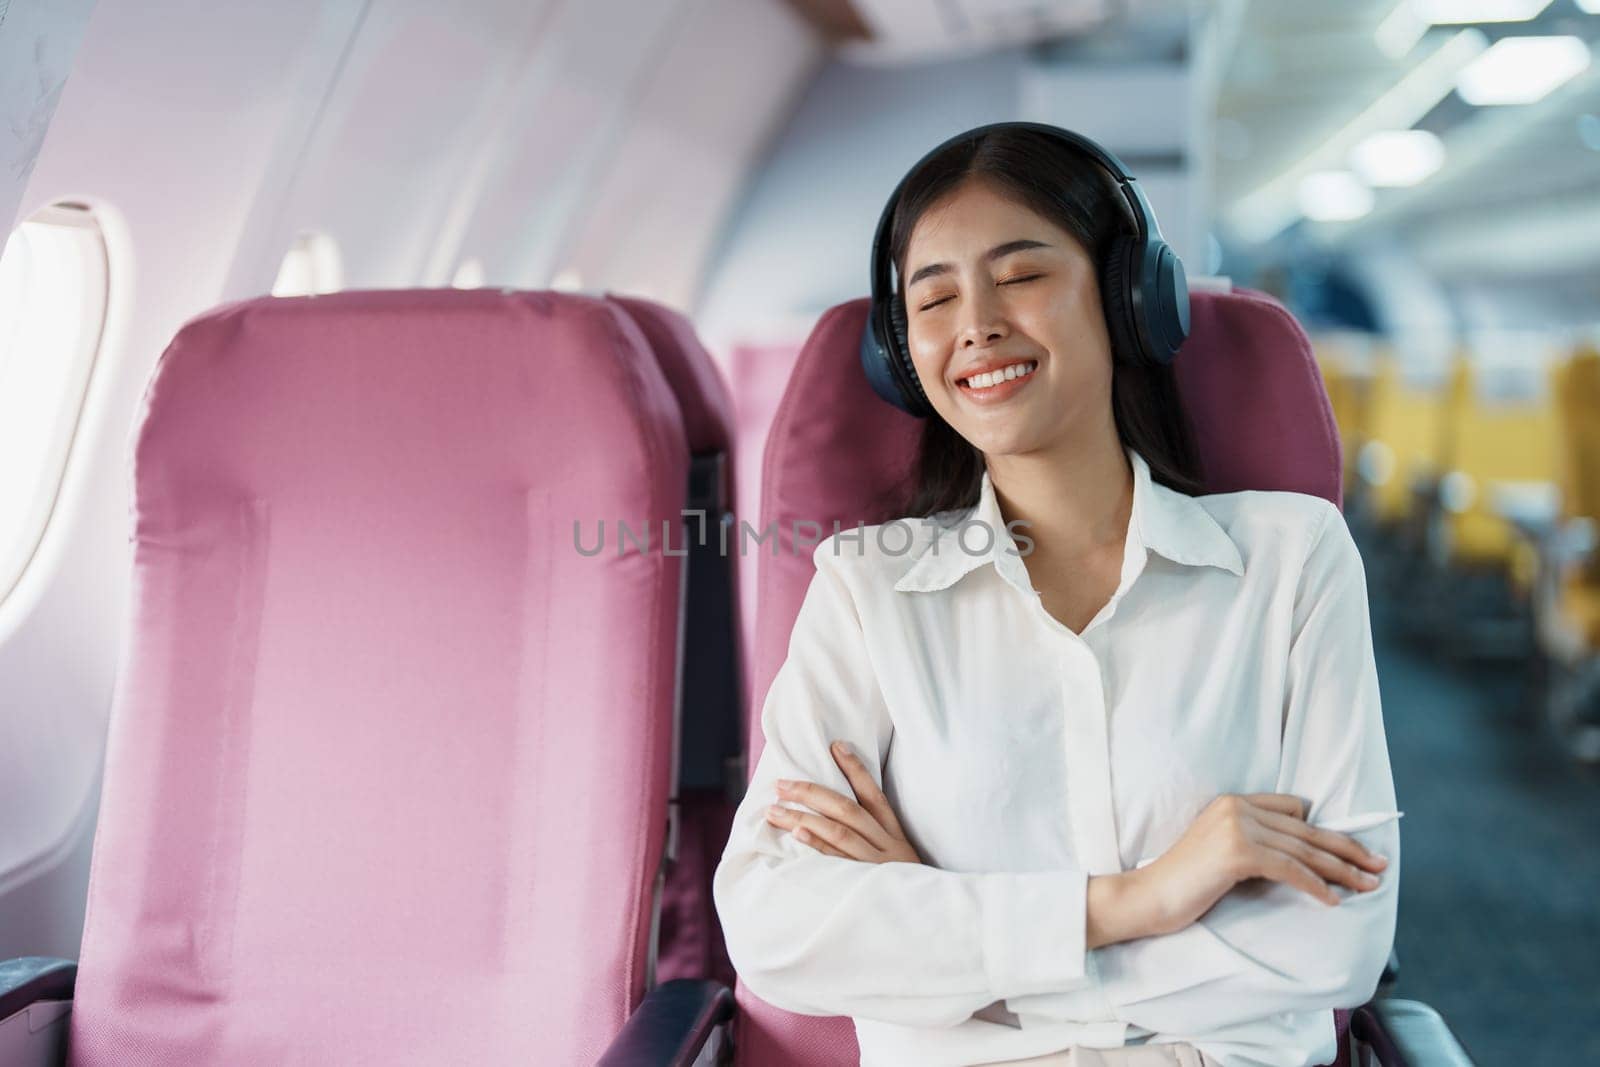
979, 1043, 1218, 1066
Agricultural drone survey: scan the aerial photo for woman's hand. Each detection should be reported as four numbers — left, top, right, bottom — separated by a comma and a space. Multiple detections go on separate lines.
764, 740, 923, 865
1136, 793, 1390, 936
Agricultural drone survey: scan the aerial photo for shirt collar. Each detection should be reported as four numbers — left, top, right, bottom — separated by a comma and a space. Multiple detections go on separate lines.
893, 446, 1244, 595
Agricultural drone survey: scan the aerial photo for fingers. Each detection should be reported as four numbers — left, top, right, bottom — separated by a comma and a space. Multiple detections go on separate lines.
766, 804, 877, 860
787, 819, 850, 859
829, 741, 906, 837
773, 777, 891, 850
1257, 810, 1389, 874
1255, 849, 1342, 907
1257, 826, 1383, 895
1242, 793, 1310, 820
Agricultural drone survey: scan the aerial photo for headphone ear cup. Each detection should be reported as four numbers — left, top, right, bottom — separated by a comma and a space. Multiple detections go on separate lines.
890, 294, 911, 364
889, 294, 930, 414
1100, 236, 1143, 366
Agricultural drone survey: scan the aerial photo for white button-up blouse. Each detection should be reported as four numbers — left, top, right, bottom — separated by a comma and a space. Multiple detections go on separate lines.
712, 446, 1400, 1067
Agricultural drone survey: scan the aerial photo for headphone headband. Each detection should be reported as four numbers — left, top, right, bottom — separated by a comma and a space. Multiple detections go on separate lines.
869, 122, 1161, 287
861, 121, 1189, 417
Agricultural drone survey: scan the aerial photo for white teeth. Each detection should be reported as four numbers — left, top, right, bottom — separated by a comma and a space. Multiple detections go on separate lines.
962, 361, 1036, 390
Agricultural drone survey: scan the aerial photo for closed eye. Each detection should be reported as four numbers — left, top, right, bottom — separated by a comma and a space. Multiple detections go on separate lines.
918, 275, 1041, 312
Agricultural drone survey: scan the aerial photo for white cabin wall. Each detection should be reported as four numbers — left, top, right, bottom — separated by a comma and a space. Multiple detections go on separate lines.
437, 0, 821, 303
414, 0, 690, 292
561, 0, 821, 310
224, 0, 563, 297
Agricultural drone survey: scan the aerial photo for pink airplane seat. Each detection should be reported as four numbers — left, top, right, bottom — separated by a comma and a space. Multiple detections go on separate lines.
607, 295, 742, 993
711, 290, 1473, 1066
0, 289, 734, 1066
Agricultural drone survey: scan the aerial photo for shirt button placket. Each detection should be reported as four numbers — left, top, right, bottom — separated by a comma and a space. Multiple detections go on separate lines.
1057, 630, 1123, 877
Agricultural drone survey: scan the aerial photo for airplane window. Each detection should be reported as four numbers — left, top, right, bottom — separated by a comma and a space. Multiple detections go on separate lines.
270, 230, 343, 297
0, 203, 110, 607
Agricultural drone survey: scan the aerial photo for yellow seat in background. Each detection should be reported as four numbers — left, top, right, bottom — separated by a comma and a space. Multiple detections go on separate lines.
1435, 352, 1560, 578
1552, 346, 1600, 651
1360, 352, 1447, 526
1313, 333, 1376, 500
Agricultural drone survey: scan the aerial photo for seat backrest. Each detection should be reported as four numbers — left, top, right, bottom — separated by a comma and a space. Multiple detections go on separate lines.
740, 289, 1349, 1066
608, 293, 743, 796
70, 290, 688, 1066
607, 294, 742, 991
727, 337, 811, 710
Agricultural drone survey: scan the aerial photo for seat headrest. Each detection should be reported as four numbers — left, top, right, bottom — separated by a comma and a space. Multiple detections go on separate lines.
608, 293, 734, 457
134, 289, 689, 508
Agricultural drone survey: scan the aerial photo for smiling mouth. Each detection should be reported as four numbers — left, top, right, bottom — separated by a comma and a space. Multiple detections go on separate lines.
957, 360, 1038, 390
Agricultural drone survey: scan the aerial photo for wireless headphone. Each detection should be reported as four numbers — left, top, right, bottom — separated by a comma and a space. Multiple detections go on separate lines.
859, 121, 1190, 418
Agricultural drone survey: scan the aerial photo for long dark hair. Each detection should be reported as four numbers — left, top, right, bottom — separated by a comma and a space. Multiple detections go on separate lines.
888, 127, 1204, 517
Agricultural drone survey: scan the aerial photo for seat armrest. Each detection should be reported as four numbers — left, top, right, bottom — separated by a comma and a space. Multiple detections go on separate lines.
1353, 999, 1476, 1067
596, 979, 734, 1067
1380, 946, 1399, 986
0, 958, 74, 1067
0, 959, 74, 1022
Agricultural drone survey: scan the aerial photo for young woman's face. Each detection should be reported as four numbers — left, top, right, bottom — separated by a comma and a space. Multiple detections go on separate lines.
901, 178, 1113, 459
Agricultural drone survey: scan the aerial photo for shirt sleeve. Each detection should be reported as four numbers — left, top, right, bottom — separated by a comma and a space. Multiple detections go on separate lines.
1081, 501, 1401, 1035
712, 544, 1095, 1029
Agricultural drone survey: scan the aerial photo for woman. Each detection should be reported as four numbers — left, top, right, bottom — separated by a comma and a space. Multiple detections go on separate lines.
711, 125, 1400, 1067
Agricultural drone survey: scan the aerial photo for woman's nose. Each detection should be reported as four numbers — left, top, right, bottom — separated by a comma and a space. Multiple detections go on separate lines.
956, 286, 1009, 347
958, 314, 1009, 348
